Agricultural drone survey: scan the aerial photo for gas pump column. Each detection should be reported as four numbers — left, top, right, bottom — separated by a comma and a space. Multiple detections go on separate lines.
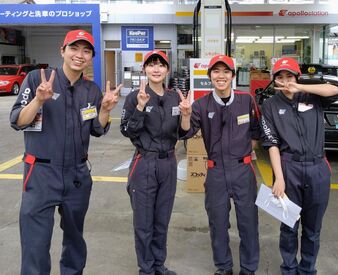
185, 1, 227, 193
201, 0, 225, 58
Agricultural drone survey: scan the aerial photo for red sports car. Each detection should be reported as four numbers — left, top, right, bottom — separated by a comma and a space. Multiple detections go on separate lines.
0, 64, 37, 95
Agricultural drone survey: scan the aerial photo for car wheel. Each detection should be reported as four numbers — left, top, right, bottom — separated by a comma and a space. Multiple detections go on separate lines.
11, 83, 20, 95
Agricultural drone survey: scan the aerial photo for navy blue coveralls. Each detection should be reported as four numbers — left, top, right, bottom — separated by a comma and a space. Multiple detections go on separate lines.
180, 90, 260, 273
261, 91, 337, 275
10, 68, 108, 275
120, 85, 181, 275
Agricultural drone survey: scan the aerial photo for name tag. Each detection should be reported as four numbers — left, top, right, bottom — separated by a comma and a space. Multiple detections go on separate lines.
81, 104, 97, 121
172, 106, 180, 116
298, 103, 313, 112
24, 108, 43, 132
237, 113, 250, 125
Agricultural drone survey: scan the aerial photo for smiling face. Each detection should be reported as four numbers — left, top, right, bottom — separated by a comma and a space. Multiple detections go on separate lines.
210, 62, 235, 97
61, 40, 94, 74
144, 57, 169, 85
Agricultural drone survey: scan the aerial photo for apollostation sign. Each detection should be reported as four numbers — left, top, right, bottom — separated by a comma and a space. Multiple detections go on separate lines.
278, 9, 329, 17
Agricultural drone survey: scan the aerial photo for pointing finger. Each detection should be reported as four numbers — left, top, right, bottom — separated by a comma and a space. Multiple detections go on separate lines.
275, 80, 284, 86
186, 90, 192, 102
140, 79, 146, 92
114, 84, 123, 96
106, 80, 111, 93
177, 89, 185, 101
40, 69, 47, 83
48, 70, 56, 85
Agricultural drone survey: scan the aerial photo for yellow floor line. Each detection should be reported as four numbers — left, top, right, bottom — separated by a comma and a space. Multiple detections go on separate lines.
0, 174, 127, 183
0, 174, 22, 180
0, 155, 23, 172
92, 176, 127, 183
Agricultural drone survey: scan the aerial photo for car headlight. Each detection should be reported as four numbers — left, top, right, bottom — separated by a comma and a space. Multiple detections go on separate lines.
0, 80, 10, 86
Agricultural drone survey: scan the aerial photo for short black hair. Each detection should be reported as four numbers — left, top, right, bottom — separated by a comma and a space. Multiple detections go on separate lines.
143, 54, 169, 69
63, 41, 95, 57
207, 62, 235, 78
273, 70, 299, 83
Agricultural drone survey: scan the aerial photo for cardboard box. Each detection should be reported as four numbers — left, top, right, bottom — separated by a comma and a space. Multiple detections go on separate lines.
187, 130, 207, 155
186, 155, 208, 192
250, 71, 270, 80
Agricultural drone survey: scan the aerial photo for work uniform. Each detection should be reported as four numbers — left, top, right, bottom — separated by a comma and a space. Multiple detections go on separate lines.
10, 68, 108, 275
120, 85, 181, 275
261, 91, 337, 275
180, 89, 260, 273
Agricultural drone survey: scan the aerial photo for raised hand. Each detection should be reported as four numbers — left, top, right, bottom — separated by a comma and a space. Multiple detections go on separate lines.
274, 80, 300, 94
136, 80, 150, 111
101, 81, 122, 112
36, 69, 55, 103
178, 89, 192, 117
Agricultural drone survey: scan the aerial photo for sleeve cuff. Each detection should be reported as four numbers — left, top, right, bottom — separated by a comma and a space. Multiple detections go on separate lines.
132, 108, 146, 119
10, 107, 30, 130
92, 117, 110, 136
178, 127, 190, 139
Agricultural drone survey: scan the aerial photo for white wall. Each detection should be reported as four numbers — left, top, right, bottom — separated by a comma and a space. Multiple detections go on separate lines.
23, 28, 67, 68
27, 35, 63, 68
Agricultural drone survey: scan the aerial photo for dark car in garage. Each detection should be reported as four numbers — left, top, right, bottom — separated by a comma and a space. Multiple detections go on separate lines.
255, 72, 338, 151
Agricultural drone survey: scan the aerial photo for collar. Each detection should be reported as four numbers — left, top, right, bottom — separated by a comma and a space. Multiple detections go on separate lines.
277, 90, 299, 105
58, 67, 84, 87
212, 88, 234, 106
146, 84, 165, 99
57, 67, 70, 86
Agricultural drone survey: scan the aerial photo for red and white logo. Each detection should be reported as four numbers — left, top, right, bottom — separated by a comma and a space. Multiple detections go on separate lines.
194, 63, 208, 69
279, 9, 287, 16
278, 9, 328, 17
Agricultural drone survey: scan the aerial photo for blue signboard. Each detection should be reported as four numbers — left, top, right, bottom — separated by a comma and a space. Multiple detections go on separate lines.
0, 4, 102, 88
122, 26, 154, 51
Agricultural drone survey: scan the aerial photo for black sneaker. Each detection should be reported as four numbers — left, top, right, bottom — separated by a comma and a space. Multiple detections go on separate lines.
214, 268, 233, 275
239, 270, 255, 275
155, 266, 177, 275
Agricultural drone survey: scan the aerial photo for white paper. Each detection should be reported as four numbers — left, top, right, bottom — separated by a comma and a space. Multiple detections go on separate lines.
255, 184, 302, 228
111, 158, 132, 172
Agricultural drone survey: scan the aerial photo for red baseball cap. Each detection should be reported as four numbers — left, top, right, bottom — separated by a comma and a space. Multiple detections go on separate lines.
143, 50, 169, 68
272, 57, 301, 76
63, 29, 94, 49
208, 55, 235, 76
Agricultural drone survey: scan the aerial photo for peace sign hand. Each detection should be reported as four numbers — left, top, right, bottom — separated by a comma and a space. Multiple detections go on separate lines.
274, 80, 300, 94
136, 80, 150, 111
101, 81, 122, 112
36, 69, 55, 103
178, 89, 192, 117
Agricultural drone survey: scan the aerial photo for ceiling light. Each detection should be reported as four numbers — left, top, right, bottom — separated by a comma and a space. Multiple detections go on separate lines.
237, 36, 260, 39
276, 39, 297, 43
287, 36, 309, 39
